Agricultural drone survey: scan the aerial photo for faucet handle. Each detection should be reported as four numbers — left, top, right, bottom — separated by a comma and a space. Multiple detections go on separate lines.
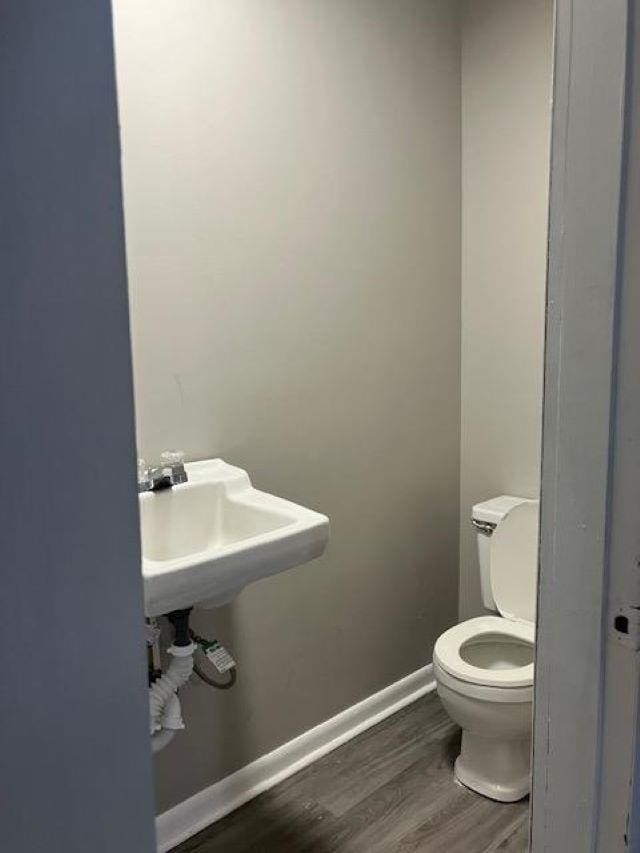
160, 450, 185, 468
160, 450, 187, 485
137, 458, 152, 492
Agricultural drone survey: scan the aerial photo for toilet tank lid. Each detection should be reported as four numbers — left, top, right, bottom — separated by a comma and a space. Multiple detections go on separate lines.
490, 501, 540, 624
472, 495, 532, 525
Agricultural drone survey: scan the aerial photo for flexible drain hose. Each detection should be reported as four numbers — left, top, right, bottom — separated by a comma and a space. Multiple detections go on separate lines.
150, 693, 183, 753
151, 727, 176, 754
149, 645, 194, 736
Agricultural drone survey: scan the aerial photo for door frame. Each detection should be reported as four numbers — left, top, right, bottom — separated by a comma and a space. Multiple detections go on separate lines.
532, 0, 639, 850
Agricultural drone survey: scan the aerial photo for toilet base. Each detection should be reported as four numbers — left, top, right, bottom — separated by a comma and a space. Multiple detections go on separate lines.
454, 731, 531, 803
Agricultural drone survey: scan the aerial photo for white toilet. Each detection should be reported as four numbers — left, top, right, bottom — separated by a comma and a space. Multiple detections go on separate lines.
434, 496, 539, 803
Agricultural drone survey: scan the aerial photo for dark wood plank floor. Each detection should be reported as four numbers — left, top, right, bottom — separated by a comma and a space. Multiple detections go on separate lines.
172, 692, 529, 853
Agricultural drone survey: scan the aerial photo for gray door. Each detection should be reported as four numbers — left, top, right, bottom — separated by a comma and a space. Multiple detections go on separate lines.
0, 2, 156, 851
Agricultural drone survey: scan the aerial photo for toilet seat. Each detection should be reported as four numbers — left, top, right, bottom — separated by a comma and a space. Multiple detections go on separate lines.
434, 616, 534, 689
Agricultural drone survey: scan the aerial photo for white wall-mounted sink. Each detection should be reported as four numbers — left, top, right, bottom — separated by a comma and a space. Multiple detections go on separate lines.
139, 459, 329, 616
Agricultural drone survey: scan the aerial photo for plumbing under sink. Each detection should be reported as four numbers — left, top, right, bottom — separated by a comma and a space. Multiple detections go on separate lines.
139, 458, 329, 616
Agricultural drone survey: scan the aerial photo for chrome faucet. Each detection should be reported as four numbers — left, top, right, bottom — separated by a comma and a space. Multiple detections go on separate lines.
138, 451, 188, 493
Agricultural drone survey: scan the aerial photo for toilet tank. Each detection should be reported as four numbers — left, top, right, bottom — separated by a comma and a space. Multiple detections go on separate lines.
471, 495, 532, 611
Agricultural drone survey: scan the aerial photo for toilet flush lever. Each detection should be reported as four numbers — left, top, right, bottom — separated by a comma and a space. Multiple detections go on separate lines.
471, 519, 496, 536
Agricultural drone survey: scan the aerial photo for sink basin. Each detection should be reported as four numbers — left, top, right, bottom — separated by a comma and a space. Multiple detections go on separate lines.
139, 459, 329, 616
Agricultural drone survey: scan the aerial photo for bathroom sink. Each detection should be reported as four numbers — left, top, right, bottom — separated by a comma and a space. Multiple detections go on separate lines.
139, 459, 329, 616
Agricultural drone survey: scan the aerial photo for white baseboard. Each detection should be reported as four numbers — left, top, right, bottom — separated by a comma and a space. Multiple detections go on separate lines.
156, 663, 435, 852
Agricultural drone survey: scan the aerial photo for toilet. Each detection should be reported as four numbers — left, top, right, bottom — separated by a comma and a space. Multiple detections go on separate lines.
434, 496, 539, 803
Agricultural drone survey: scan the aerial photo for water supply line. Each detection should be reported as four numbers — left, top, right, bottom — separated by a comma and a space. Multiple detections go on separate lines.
189, 629, 237, 690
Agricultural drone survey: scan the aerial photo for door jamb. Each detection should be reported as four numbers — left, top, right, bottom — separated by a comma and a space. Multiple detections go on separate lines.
531, 0, 632, 850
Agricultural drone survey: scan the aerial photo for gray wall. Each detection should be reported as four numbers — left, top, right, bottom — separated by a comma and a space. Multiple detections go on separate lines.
113, 0, 462, 812
459, 0, 553, 620
0, 2, 155, 851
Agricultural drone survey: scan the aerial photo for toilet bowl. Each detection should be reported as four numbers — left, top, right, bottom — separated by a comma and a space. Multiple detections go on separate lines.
434, 498, 539, 802
434, 616, 534, 801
